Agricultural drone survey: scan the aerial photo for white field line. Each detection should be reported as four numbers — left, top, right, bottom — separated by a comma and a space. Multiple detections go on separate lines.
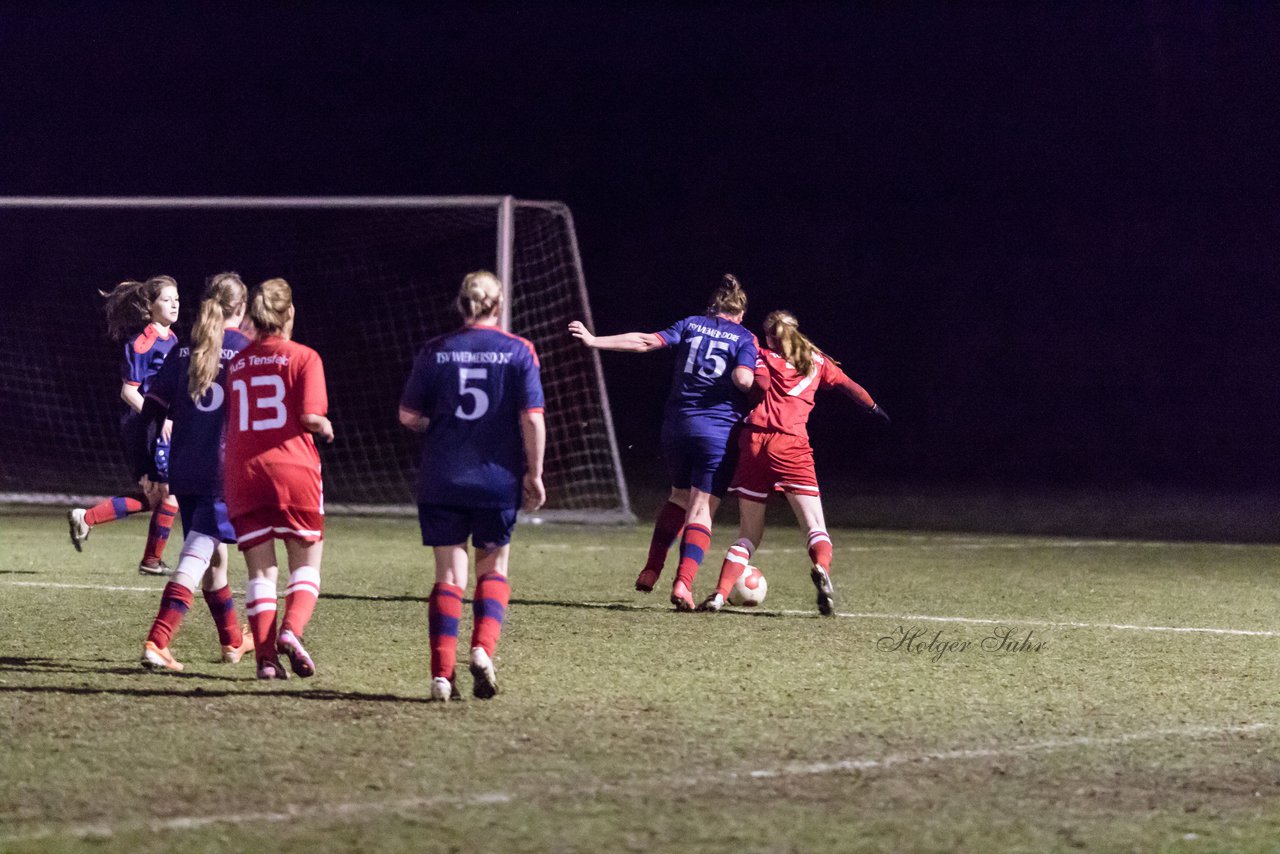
0, 722, 1269, 844
6, 580, 1279, 638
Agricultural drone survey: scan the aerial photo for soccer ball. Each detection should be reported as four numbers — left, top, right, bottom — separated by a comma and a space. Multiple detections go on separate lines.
728, 565, 768, 607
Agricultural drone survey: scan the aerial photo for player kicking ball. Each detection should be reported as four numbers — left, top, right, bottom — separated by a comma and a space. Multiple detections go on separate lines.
400, 271, 546, 702
699, 310, 889, 616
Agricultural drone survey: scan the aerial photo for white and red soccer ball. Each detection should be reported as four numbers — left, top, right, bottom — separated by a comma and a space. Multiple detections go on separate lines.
728, 565, 768, 606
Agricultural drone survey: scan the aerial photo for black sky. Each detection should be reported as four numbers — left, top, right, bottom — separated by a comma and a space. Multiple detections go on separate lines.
3, 2, 1278, 491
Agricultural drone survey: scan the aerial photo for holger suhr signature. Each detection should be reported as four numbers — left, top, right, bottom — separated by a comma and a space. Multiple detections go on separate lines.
877, 625, 1047, 662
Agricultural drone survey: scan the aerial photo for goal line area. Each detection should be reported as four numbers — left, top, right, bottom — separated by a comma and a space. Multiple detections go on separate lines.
0, 196, 633, 523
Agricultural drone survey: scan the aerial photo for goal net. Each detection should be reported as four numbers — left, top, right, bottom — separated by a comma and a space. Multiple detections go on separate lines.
0, 197, 633, 523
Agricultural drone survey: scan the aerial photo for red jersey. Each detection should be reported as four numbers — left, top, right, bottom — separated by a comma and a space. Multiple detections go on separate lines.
744, 348, 870, 439
223, 336, 328, 516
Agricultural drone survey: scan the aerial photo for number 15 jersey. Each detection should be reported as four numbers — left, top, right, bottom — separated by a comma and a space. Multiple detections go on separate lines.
400, 325, 544, 509
224, 336, 329, 516
650, 314, 757, 438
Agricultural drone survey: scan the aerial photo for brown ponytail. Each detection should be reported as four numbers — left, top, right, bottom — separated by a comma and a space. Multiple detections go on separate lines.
100, 275, 176, 342
707, 273, 747, 318
763, 309, 828, 377
189, 272, 248, 401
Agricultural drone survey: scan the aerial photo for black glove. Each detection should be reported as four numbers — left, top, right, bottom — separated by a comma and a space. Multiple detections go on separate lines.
867, 403, 890, 425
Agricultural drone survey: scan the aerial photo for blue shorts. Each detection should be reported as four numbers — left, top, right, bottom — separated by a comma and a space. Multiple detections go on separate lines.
661, 425, 740, 498
119, 414, 170, 482
418, 504, 519, 550
176, 494, 236, 543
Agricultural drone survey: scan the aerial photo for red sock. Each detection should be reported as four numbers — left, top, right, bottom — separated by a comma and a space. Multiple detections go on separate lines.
147, 582, 193, 648
808, 530, 833, 571
715, 539, 754, 598
643, 501, 686, 575
674, 523, 712, 589
203, 584, 242, 648
245, 577, 279, 664
84, 494, 147, 526
470, 573, 510, 657
143, 500, 179, 564
429, 582, 465, 680
281, 566, 321, 637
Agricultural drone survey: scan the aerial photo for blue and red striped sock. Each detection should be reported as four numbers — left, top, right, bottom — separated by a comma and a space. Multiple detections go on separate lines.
202, 584, 242, 648
674, 523, 712, 589
470, 573, 509, 657
85, 494, 147, 526
147, 582, 193, 648
429, 582, 465, 680
143, 500, 178, 564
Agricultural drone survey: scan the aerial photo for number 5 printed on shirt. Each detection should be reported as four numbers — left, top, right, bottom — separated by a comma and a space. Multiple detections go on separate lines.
456, 367, 490, 420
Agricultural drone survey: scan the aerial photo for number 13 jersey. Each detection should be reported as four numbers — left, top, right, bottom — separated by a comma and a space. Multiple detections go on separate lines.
400, 326, 544, 509
224, 336, 329, 516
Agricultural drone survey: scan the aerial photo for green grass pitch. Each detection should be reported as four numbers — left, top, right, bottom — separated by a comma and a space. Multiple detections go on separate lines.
2, 509, 1280, 851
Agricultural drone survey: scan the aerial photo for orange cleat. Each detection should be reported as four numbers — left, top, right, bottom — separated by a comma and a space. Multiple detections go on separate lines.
221, 626, 255, 664
670, 580, 695, 612
141, 641, 184, 672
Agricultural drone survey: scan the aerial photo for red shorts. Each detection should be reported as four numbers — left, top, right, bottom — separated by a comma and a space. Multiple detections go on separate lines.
231, 505, 325, 551
728, 429, 820, 504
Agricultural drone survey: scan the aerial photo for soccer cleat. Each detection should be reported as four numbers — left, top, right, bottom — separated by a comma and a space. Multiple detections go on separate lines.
138, 559, 174, 577
256, 658, 290, 680
221, 627, 255, 664
635, 567, 660, 592
469, 647, 498, 700
810, 564, 836, 617
696, 592, 725, 613
276, 629, 315, 678
141, 640, 184, 672
430, 676, 454, 703
67, 508, 90, 552
670, 580, 695, 612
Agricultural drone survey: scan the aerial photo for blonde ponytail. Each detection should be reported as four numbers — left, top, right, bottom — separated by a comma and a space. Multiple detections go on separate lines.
763, 309, 826, 377
189, 272, 247, 401
456, 270, 503, 322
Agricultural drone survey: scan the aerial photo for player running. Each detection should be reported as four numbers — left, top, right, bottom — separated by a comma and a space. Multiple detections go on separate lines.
568, 274, 757, 611
224, 278, 333, 681
698, 310, 889, 616
400, 270, 546, 702
67, 276, 182, 575
135, 273, 256, 672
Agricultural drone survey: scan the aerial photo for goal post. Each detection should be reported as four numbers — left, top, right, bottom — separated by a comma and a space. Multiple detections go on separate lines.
0, 196, 634, 523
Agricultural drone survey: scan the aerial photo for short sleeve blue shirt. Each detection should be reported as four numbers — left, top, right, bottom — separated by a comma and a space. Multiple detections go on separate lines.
121, 324, 178, 397
654, 314, 757, 437
146, 328, 250, 497
400, 326, 544, 509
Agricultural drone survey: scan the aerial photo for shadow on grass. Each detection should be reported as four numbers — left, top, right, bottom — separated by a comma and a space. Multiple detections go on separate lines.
320, 591, 796, 618
0, 656, 242, 681
0, 684, 432, 703
0, 570, 38, 575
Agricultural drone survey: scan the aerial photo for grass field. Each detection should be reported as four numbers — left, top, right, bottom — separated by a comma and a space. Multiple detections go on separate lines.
3, 508, 1280, 852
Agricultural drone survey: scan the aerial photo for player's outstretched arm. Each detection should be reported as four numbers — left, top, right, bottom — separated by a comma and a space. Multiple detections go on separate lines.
301, 412, 334, 444
567, 320, 662, 353
398, 406, 429, 433
519, 410, 546, 512
833, 376, 890, 424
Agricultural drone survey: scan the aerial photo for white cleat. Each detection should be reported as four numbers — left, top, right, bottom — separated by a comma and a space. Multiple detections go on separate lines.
811, 564, 836, 617
697, 593, 726, 613
67, 509, 90, 552
469, 647, 498, 700
430, 676, 454, 702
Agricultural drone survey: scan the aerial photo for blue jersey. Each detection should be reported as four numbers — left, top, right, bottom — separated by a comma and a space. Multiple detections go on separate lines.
121, 324, 178, 397
146, 328, 251, 497
653, 314, 757, 437
400, 325, 544, 509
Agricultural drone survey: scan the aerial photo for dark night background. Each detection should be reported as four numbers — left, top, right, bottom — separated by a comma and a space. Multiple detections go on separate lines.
2, 3, 1278, 529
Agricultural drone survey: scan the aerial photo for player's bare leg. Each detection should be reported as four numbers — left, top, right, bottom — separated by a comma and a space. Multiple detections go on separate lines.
469, 545, 510, 699
636, 488, 688, 592
671, 490, 717, 611
786, 492, 836, 616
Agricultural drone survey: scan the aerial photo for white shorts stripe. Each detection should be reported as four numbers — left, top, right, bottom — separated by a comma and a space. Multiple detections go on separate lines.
729, 486, 770, 498
778, 482, 820, 493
